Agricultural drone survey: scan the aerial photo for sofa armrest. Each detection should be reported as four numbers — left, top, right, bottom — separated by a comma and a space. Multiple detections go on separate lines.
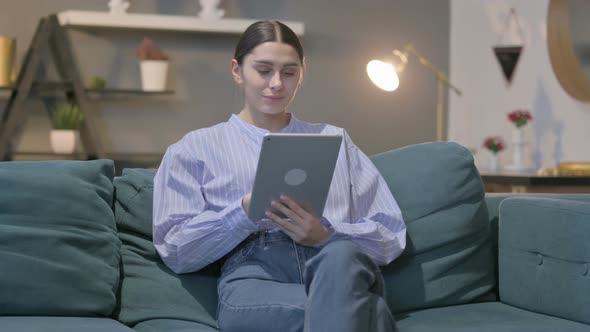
498, 197, 590, 325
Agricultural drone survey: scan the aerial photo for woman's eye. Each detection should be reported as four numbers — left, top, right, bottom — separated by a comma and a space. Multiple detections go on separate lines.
283, 72, 296, 77
257, 70, 271, 75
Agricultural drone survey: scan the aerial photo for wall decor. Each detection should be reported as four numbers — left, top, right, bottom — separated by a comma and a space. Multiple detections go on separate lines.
493, 8, 525, 84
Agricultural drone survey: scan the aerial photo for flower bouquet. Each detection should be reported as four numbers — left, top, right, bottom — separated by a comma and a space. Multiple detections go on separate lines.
482, 136, 505, 171
506, 109, 532, 171
507, 109, 533, 128
482, 136, 505, 154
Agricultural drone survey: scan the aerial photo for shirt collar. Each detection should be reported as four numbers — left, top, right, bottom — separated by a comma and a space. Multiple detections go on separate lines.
228, 113, 299, 142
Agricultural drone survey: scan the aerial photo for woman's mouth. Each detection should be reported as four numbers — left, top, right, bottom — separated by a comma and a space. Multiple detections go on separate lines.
262, 95, 285, 102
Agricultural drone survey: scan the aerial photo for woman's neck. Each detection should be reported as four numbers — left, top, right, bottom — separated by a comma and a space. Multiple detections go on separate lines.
238, 109, 291, 132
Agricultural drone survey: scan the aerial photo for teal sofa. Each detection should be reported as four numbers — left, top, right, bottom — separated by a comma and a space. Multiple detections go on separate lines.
0, 142, 589, 331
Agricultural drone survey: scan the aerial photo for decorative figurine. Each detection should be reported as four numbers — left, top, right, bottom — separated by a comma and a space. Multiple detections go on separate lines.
198, 0, 225, 20
108, 0, 130, 15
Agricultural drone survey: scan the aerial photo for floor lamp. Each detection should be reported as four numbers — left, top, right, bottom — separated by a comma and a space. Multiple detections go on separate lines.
367, 44, 462, 141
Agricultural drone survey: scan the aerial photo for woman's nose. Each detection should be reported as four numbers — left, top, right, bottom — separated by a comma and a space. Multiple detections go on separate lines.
269, 72, 283, 90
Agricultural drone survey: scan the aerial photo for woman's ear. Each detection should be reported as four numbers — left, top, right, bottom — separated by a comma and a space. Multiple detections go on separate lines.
231, 59, 243, 84
298, 58, 306, 87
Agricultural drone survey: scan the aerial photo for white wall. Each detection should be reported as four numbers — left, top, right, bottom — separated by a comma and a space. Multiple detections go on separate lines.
449, 0, 590, 170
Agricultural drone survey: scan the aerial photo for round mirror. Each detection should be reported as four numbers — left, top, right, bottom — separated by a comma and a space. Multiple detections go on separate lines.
568, 0, 590, 80
547, 0, 590, 102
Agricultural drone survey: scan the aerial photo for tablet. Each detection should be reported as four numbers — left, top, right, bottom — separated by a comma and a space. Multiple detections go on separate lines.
247, 133, 343, 222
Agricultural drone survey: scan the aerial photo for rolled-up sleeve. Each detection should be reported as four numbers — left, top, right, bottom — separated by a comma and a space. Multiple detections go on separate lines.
152, 140, 257, 274
321, 131, 407, 266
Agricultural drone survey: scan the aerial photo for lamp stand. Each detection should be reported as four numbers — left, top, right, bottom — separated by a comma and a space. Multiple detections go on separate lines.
403, 45, 462, 141
437, 77, 444, 142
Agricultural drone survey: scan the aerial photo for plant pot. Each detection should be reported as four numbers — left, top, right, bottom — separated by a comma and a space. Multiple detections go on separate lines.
50, 130, 77, 154
139, 60, 168, 91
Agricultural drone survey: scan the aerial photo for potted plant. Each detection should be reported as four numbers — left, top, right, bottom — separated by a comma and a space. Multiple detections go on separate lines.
135, 37, 170, 91
89, 76, 107, 90
50, 101, 83, 154
482, 136, 505, 171
506, 109, 533, 171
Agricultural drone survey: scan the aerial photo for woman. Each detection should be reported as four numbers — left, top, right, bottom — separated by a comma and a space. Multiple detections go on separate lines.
153, 20, 406, 332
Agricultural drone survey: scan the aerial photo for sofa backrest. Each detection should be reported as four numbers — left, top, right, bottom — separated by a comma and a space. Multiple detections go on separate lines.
0, 160, 121, 317
113, 141, 496, 323
114, 169, 219, 329
370, 142, 496, 313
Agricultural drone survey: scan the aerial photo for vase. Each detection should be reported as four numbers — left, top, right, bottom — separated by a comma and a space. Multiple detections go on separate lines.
512, 126, 525, 144
507, 127, 527, 171
488, 154, 500, 172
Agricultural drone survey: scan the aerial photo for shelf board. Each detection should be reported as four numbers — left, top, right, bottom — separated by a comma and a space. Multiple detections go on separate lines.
85, 87, 174, 96
1, 82, 173, 100
57, 10, 305, 36
13, 151, 87, 160
30, 81, 174, 96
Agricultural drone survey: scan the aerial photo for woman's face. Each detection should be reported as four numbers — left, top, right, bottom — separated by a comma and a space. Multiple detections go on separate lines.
232, 41, 303, 116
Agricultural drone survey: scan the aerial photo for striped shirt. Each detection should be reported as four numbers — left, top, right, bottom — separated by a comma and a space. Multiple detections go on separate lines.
153, 113, 406, 273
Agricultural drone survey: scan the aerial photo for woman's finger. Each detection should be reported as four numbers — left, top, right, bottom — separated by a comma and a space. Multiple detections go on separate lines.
266, 211, 301, 236
271, 200, 302, 224
279, 195, 312, 220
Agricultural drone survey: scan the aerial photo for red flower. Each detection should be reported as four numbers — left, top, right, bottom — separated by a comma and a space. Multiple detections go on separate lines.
507, 109, 533, 128
483, 136, 505, 154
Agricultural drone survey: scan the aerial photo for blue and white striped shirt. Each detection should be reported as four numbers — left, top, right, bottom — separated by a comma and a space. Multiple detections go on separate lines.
153, 114, 406, 273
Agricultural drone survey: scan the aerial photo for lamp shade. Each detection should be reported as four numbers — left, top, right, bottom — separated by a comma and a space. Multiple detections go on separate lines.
366, 60, 399, 91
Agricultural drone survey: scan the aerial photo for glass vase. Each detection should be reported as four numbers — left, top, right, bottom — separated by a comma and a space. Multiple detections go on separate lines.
488, 153, 500, 172
508, 127, 526, 171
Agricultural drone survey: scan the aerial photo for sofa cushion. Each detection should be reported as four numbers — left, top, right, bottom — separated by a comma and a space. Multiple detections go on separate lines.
114, 169, 219, 329
370, 142, 494, 313
134, 319, 219, 332
396, 302, 590, 332
0, 317, 135, 332
0, 160, 120, 317
499, 197, 590, 325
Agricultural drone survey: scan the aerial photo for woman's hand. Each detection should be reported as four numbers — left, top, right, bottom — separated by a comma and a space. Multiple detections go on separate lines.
266, 195, 332, 246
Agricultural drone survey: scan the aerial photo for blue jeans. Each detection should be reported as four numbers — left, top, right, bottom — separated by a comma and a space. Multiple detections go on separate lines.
217, 231, 397, 332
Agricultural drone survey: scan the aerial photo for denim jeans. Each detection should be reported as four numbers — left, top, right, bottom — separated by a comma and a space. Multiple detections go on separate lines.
217, 231, 397, 332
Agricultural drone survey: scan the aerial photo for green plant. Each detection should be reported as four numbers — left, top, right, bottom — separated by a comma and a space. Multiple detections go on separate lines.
134, 37, 169, 61
51, 101, 83, 130
89, 76, 107, 89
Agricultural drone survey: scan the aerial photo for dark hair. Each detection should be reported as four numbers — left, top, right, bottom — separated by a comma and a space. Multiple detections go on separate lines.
233, 20, 304, 65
